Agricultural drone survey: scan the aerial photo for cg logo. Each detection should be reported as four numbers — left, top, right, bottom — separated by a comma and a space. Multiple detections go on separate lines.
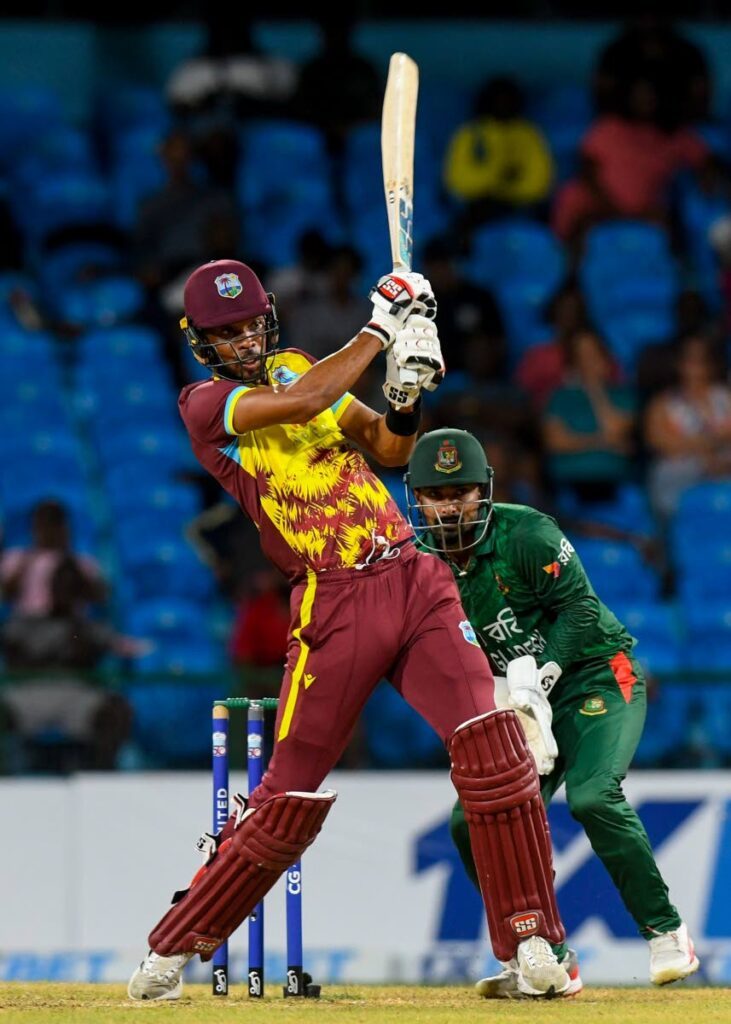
287, 968, 300, 994
213, 967, 228, 994
248, 969, 262, 996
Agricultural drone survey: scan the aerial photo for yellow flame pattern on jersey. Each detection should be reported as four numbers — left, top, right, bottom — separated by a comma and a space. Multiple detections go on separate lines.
228, 351, 403, 571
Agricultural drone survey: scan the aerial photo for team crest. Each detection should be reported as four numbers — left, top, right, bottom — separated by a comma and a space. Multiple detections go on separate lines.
272, 365, 299, 385
579, 696, 607, 716
214, 273, 243, 299
458, 620, 480, 647
435, 440, 462, 474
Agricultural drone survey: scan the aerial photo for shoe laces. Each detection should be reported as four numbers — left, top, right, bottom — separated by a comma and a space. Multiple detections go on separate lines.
143, 953, 186, 982
519, 937, 556, 968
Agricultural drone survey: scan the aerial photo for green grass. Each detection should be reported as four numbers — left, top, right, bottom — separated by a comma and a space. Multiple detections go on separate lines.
0, 984, 728, 1024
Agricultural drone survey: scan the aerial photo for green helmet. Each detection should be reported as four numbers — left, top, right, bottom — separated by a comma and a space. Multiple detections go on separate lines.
405, 429, 494, 554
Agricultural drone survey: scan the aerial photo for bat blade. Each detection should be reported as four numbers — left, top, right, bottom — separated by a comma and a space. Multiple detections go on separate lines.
381, 52, 418, 274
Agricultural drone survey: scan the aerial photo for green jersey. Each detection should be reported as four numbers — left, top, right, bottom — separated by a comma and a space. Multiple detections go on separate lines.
430, 503, 635, 691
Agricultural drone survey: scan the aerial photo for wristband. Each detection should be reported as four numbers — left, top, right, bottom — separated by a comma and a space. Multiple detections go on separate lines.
385, 398, 421, 436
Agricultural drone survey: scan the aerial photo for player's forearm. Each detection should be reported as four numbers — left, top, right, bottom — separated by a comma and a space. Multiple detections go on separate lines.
287, 332, 381, 419
363, 410, 419, 467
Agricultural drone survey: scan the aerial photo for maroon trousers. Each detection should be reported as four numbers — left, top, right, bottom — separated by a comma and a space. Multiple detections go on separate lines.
250, 542, 495, 805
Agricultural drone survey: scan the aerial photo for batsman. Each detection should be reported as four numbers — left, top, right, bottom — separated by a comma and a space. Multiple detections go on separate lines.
407, 428, 700, 997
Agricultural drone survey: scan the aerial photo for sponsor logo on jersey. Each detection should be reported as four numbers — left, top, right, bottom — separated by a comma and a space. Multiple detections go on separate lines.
543, 560, 561, 577
434, 440, 462, 474
458, 620, 480, 646
483, 607, 523, 643
579, 696, 607, 716
214, 272, 242, 299
272, 365, 299, 385
558, 537, 575, 565
510, 911, 539, 937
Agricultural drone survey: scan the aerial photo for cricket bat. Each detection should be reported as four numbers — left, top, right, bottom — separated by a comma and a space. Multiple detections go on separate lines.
381, 52, 419, 387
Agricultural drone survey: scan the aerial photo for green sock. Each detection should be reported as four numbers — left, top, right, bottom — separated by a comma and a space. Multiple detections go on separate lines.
552, 941, 568, 962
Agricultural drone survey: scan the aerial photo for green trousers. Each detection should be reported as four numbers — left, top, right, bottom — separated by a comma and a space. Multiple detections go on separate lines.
451, 658, 681, 939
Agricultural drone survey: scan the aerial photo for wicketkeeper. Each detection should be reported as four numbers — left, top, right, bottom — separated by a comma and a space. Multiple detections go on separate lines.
407, 428, 700, 996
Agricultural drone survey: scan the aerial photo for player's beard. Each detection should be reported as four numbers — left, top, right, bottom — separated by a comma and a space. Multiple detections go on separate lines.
437, 515, 479, 552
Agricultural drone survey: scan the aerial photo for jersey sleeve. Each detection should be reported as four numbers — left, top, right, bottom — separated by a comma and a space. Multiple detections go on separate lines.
180, 380, 252, 443
512, 512, 600, 671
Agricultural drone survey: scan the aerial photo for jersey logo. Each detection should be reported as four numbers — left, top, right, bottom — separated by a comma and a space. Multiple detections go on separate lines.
272, 365, 299, 385
579, 696, 607, 716
558, 537, 575, 564
543, 561, 561, 578
214, 272, 242, 299
304, 672, 316, 689
435, 440, 462, 474
458, 620, 480, 646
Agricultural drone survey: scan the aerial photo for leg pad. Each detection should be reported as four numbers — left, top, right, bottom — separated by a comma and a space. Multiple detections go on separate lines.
449, 710, 564, 961
149, 790, 335, 959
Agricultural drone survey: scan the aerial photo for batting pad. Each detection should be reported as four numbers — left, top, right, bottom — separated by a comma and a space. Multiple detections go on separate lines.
449, 710, 564, 961
149, 790, 336, 959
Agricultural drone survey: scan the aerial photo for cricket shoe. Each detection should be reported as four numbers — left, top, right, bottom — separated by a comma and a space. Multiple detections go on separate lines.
476, 947, 582, 999
514, 936, 570, 997
127, 950, 192, 1001
649, 922, 700, 985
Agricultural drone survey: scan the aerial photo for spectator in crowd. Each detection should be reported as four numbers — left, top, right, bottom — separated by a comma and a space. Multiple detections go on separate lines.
594, 14, 710, 129
644, 333, 731, 519
515, 279, 595, 409
166, 13, 297, 188
553, 78, 709, 245
543, 329, 637, 503
444, 76, 554, 229
1, 558, 136, 773
267, 229, 333, 318
133, 130, 238, 293
421, 237, 505, 374
282, 245, 370, 359
1, 501, 105, 617
294, 17, 381, 156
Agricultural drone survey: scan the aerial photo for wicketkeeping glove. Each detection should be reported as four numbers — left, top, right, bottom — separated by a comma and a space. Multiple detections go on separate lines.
506, 655, 560, 772
363, 271, 437, 349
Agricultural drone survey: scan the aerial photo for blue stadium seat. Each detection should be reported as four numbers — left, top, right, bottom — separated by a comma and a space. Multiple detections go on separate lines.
611, 602, 682, 675
683, 603, 731, 670
571, 539, 659, 603
696, 683, 731, 759
562, 483, 655, 534
39, 242, 122, 289
52, 275, 144, 328
466, 219, 565, 355
77, 324, 164, 365
529, 83, 593, 183
634, 683, 696, 765
12, 172, 112, 243
676, 541, 731, 603
125, 597, 204, 642
672, 481, 731, 548
97, 84, 171, 138
580, 222, 678, 367
110, 127, 167, 229
122, 679, 224, 766
0, 86, 65, 157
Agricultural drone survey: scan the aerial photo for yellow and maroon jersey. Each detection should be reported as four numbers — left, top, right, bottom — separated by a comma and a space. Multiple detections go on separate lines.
179, 349, 412, 581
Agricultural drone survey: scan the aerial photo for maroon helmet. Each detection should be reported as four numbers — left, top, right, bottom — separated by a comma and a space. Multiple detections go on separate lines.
180, 259, 279, 383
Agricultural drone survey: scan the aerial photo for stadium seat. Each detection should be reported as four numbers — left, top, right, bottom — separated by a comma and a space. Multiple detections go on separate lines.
682, 602, 731, 670
530, 83, 593, 183
634, 683, 696, 766
611, 602, 682, 675
52, 275, 145, 328
570, 539, 659, 603
466, 219, 565, 355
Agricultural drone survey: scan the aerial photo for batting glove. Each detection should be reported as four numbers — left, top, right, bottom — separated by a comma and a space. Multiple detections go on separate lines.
382, 315, 445, 407
364, 272, 437, 349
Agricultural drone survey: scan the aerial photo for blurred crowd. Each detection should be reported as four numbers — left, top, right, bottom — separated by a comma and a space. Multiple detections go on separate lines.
2, 14, 731, 773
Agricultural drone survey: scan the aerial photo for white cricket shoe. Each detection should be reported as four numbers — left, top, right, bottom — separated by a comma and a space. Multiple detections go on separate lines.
515, 936, 570, 997
476, 947, 583, 999
127, 950, 192, 1001
649, 922, 700, 985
